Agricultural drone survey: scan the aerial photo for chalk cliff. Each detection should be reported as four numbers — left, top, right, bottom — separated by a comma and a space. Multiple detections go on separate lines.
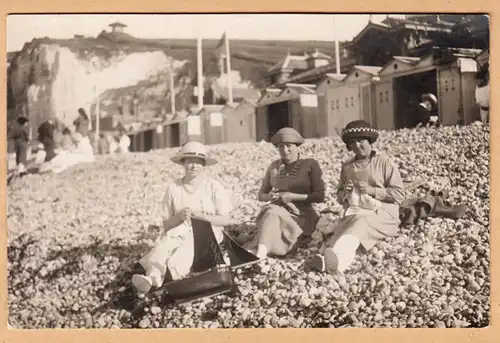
7, 37, 194, 132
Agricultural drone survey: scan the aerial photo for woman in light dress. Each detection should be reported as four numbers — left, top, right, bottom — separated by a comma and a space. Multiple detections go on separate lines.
310, 120, 405, 275
131, 141, 235, 297
47, 112, 95, 174
118, 128, 131, 153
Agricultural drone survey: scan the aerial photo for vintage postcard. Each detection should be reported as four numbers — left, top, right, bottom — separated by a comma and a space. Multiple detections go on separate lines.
1, 7, 496, 343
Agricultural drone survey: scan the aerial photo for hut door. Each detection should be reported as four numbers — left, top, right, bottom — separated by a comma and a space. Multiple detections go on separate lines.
374, 81, 395, 130
267, 101, 290, 140
361, 85, 372, 124
170, 123, 181, 147
327, 87, 343, 135
438, 67, 461, 126
144, 130, 154, 151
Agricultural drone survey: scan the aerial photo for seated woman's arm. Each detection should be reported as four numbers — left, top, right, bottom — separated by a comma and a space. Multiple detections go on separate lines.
336, 165, 349, 205
294, 159, 325, 203
257, 164, 277, 202
161, 186, 187, 232
369, 158, 406, 204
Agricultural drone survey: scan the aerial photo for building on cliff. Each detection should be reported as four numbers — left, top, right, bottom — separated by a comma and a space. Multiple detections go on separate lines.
109, 22, 127, 34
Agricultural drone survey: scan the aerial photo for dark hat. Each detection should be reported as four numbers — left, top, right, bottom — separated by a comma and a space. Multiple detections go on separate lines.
270, 127, 305, 146
341, 120, 379, 145
16, 116, 29, 125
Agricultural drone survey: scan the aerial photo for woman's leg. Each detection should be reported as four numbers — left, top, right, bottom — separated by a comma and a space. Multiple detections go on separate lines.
133, 231, 185, 294
254, 211, 281, 258
326, 234, 360, 273
311, 214, 363, 274
15, 141, 28, 172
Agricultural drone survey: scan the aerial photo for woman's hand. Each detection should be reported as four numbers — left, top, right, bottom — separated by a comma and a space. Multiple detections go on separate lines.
358, 182, 376, 196
176, 208, 192, 223
344, 180, 355, 192
190, 211, 207, 221
278, 192, 296, 203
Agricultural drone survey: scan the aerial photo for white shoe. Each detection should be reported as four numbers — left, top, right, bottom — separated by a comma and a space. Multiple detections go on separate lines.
324, 248, 340, 275
132, 274, 153, 295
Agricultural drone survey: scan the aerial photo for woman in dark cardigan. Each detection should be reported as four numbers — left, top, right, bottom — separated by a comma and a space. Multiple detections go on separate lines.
245, 127, 326, 259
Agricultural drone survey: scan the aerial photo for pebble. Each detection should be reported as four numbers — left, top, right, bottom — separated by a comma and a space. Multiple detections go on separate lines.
151, 306, 162, 315
6, 125, 490, 329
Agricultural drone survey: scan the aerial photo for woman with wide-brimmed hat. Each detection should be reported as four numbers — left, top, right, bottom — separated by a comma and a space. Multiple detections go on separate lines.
245, 127, 326, 259
309, 120, 405, 275
131, 141, 235, 297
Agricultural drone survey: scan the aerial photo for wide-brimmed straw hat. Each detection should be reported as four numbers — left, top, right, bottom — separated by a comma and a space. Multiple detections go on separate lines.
341, 120, 379, 145
170, 141, 218, 166
270, 127, 305, 146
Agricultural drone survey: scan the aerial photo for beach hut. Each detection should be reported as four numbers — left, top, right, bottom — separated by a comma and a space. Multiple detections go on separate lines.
197, 105, 225, 145
376, 48, 481, 128
318, 66, 381, 133
222, 101, 257, 143
316, 73, 347, 137
255, 84, 318, 142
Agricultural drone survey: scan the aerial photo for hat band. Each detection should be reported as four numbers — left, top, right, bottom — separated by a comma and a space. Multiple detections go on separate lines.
181, 152, 206, 158
342, 127, 377, 136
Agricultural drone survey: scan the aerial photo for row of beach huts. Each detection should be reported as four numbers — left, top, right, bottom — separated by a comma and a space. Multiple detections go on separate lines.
122, 47, 489, 152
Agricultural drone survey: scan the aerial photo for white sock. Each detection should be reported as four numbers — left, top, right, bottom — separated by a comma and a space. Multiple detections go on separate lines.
332, 234, 360, 273
256, 244, 268, 259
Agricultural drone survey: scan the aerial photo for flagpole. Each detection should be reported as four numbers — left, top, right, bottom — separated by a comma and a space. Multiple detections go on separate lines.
95, 84, 100, 138
224, 32, 233, 105
333, 15, 340, 75
170, 68, 176, 115
197, 36, 204, 109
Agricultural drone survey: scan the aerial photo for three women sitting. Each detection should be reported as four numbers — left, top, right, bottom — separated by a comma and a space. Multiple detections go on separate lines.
132, 121, 405, 296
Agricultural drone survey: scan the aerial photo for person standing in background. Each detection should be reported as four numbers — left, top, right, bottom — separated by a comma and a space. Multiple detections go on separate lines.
74, 108, 90, 137
9, 116, 30, 174
98, 133, 110, 155
37, 116, 57, 162
475, 64, 489, 125
118, 128, 131, 153
107, 133, 119, 154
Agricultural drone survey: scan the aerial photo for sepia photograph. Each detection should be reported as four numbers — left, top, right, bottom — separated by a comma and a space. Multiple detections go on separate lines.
5, 13, 490, 330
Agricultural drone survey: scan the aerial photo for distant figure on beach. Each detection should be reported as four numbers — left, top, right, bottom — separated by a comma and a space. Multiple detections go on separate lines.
475, 65, 489, 125
118, 128, 131, 153
37, 116, 57, 162
8, 116, 30, 174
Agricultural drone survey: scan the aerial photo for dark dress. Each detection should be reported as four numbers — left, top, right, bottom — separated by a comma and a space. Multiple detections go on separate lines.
37, 121, 56, 162
10, 125, 30, 166
74, 116, 89, 137
246, 157, 326, 256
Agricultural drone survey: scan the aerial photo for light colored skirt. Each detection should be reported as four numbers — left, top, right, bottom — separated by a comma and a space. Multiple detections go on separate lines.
324, 205, 400, 252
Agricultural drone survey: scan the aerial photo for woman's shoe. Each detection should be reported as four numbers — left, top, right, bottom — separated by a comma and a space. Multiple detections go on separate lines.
309, 254, 326, 272
132, 274, 153, 296
324, 248, 340, 275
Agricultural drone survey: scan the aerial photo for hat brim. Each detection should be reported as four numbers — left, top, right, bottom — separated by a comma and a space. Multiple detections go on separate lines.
342, 131, 379, 145
170, 154, 218, 166
270, 134, 305, 146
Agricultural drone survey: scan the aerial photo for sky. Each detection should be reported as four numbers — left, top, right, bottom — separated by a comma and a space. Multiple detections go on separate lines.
6, 14, 407, 52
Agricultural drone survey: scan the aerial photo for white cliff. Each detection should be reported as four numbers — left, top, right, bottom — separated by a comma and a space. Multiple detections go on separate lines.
8, 40, 192, 132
